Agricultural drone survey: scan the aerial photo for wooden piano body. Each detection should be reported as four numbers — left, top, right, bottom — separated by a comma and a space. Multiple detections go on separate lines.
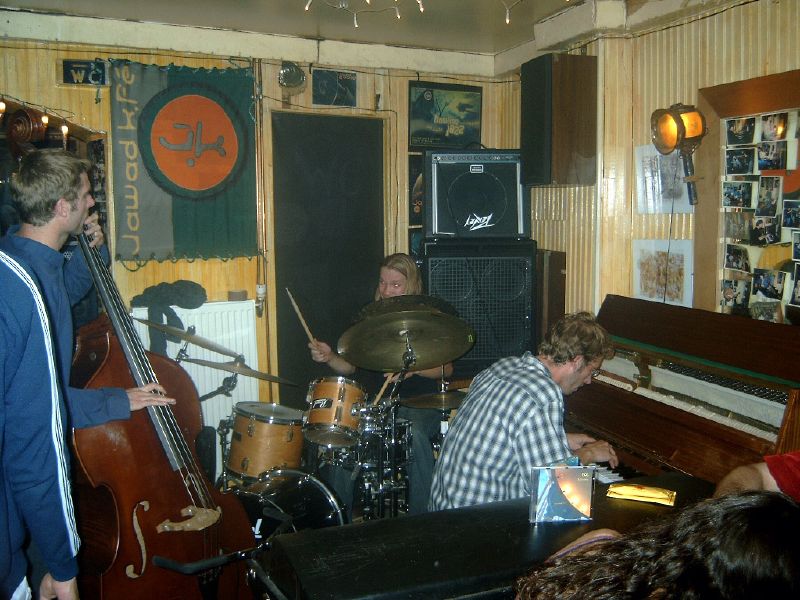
566, 295, 800, 483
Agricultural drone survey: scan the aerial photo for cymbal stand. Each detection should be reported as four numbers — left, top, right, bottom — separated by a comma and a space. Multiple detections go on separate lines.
198, 373, 238, 402
216, 415, 235, 489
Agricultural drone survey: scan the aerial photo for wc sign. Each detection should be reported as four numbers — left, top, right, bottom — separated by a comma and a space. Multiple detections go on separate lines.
62, 60, 108, 86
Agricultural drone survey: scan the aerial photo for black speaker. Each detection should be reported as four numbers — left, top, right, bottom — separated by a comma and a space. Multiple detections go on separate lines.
423, 239, 536, 377
424, 150, 529, 239
520, 53, 597, 186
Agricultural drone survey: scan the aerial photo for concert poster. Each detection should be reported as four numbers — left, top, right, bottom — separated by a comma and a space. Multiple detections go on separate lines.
408, 80, 482, 151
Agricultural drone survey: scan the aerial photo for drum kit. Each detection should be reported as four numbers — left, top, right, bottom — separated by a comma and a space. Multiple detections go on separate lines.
137, 294, 475, 539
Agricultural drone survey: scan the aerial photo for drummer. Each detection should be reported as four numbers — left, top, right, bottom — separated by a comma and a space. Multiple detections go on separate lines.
309, 253, 452, 515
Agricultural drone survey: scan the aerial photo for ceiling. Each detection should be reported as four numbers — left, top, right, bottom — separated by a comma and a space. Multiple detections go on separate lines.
1, 0, 579, 54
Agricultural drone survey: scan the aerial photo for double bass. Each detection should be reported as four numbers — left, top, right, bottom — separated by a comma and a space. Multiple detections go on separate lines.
70, 234, 254, 599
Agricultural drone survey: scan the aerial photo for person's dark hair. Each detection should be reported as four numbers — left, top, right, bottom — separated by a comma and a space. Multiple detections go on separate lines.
537, 311, 614, 365
10, 148, 91, 226
516, 491, 800, 600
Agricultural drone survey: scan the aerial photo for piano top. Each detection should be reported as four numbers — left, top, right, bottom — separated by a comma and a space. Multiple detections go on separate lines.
597, 295, 800, 387
264, 473, 713, 600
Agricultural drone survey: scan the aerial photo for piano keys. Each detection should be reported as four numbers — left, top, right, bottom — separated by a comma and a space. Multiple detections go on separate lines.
565, 295, 800, 483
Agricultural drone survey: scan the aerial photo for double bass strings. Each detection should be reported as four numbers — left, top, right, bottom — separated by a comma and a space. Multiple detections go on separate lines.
79, 235, 217, 512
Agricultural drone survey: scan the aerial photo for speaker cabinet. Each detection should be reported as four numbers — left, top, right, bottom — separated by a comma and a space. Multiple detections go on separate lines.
424, 239, 536, 377
424, 150, 529, 239
520, 53, 597, 186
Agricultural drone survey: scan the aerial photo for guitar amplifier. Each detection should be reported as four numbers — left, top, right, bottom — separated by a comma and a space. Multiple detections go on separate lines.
424, 150, 530, 239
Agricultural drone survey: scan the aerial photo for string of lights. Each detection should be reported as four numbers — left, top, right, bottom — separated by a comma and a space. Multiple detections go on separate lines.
303, 0, 529, 28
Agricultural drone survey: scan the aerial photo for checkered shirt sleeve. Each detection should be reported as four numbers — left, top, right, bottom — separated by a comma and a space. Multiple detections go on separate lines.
429, 353, 572, 510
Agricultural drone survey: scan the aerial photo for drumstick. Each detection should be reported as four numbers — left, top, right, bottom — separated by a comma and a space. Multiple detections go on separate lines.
372, 374, 394, 405
285, 288, 315, 343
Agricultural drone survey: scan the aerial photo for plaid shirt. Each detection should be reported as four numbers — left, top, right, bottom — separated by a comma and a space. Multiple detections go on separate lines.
428, 353, 572, 510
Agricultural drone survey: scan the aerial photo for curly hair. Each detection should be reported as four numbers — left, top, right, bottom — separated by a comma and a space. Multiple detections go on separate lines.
537, 311, 614, 365
516, 491, 800, 600
10, 149, 91, 226
373, 253, 423, 300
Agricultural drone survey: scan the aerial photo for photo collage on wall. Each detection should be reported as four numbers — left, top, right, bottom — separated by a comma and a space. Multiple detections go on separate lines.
721, 109, 800, 321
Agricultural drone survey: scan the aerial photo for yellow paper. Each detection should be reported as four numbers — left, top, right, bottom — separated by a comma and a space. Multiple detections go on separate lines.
606, 483, 676, 506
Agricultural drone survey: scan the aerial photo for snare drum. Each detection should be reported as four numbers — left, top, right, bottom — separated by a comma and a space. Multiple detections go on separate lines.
226, 402, 304, 479
304, 377, 366, 448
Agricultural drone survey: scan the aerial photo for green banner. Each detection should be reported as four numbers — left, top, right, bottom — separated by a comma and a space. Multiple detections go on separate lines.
111, 60, 256, 260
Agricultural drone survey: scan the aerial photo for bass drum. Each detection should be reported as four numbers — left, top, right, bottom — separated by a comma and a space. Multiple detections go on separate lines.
235, 469, 345, 542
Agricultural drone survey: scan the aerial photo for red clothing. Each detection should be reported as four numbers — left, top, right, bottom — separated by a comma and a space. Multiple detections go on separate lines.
765, 451, 800, 502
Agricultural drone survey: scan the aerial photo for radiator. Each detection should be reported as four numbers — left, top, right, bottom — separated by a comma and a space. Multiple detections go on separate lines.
131, 300, 259, 479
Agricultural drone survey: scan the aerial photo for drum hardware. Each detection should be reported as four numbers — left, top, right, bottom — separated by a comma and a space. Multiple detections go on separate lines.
153, 539, 292, 600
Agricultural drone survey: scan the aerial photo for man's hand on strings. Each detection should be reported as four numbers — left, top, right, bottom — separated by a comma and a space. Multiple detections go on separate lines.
127, 382, 176, 411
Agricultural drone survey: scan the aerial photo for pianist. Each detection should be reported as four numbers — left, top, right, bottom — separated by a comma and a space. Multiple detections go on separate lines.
429, 312, 618, 511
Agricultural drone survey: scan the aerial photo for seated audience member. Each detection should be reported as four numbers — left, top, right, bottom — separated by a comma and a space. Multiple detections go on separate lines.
714, 450, 800, 501
429, 312, 618, 511
516, 491, 800, 600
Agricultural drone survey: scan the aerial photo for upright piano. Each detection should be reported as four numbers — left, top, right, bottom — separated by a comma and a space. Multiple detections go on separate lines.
566, 295, 800, 483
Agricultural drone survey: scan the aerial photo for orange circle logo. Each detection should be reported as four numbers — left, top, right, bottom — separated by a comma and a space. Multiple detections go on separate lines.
150, 95, 239, 192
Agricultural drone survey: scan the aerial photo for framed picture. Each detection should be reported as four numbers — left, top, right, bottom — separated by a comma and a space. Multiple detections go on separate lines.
725, 147, 756, 175
759, 112, 789, 142
312, 68, 357, 106
726, 117, 756, 145
791, 264, 800, 306
755, 176, 782, 217
722, 180, 754, 208
793, 230, 800, 261
632, 239, 693, 307
408, 80, 482, 150
721, 279, 751, 309
635, 144, 691, 214
725, 243, 751, 273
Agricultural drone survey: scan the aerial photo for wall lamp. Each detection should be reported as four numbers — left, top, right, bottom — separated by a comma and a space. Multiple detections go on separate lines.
650, 103, 708, 205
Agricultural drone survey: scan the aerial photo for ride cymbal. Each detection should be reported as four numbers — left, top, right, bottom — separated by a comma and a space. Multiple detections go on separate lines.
181, 357, 297, 386
337, 309, 475, 372
399, 391, 467, 410
134, 318, 241, 359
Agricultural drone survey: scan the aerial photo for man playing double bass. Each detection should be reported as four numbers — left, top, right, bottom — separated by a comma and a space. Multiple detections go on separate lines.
0, 149, 176, 593
1, 149, 176, 422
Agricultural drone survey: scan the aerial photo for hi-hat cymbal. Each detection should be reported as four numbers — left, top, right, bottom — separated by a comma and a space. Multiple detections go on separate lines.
337, 309, 475, 372
399, 391, 467, 410
134, 318, 240, 359
181, 357, 297, 386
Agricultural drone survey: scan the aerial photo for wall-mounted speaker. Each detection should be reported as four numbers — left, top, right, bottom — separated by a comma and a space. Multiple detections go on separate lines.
423, 238, 537, 377
424, 150, 529, 239
520, 53, 597, 186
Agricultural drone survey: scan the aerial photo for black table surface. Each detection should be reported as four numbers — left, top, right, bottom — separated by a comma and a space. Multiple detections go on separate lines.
263, 473, 714, 600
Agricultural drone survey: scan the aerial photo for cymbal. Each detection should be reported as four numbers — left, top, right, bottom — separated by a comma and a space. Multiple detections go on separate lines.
353, 295, 457, 321
134, 318, 240, 359
181, 357, 297, 386
337, 309, 475, 372
399, 391, 467, 410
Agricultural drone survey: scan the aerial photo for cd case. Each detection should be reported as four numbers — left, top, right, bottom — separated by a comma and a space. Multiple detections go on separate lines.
529, 466, 596, 523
